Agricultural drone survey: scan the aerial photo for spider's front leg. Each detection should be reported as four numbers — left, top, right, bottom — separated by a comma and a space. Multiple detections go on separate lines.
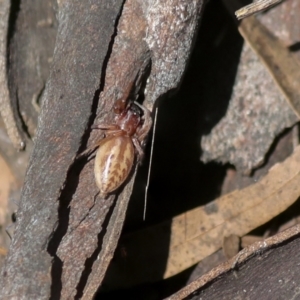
134, 102, 153, 145
77, 124, 122, 159
132, 137, 144, 162
91, 123, 122, 136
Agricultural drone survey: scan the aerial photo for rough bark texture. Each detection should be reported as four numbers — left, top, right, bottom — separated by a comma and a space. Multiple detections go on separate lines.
0, 0, 205, 298
0, 1, 124, 298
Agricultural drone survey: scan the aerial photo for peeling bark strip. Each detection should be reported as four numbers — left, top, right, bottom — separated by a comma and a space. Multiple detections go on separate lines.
144, 0, 205, 105
56, 0, 151, 297
0, 1, 124, 299
0, 0, 25, 150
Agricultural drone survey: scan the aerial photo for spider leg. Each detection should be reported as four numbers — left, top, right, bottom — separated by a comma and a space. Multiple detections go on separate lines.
134, 102, 153, 143
91, 124, 119, 130
77, 131, 123, 160
76, 139, 102, 160
91, 123, 124, 136
132, 137, 144, 162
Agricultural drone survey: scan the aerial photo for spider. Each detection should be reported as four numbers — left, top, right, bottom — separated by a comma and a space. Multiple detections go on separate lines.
91, 93, 152, 197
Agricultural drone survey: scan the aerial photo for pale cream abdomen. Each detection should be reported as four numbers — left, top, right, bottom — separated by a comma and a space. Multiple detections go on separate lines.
94, 135, 135, 196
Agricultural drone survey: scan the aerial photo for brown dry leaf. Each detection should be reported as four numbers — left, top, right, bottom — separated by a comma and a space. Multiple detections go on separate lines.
222, 234, 240, 259
235, 0, 284, 20
105, 145, 300, 288
166, 145, 300, 276
166, 143, 300, 277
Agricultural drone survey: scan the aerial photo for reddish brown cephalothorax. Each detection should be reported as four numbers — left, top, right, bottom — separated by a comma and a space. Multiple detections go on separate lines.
91, 96, 152, 197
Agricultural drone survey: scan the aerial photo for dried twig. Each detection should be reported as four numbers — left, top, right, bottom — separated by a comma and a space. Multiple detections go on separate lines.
235, 0, 284, 20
